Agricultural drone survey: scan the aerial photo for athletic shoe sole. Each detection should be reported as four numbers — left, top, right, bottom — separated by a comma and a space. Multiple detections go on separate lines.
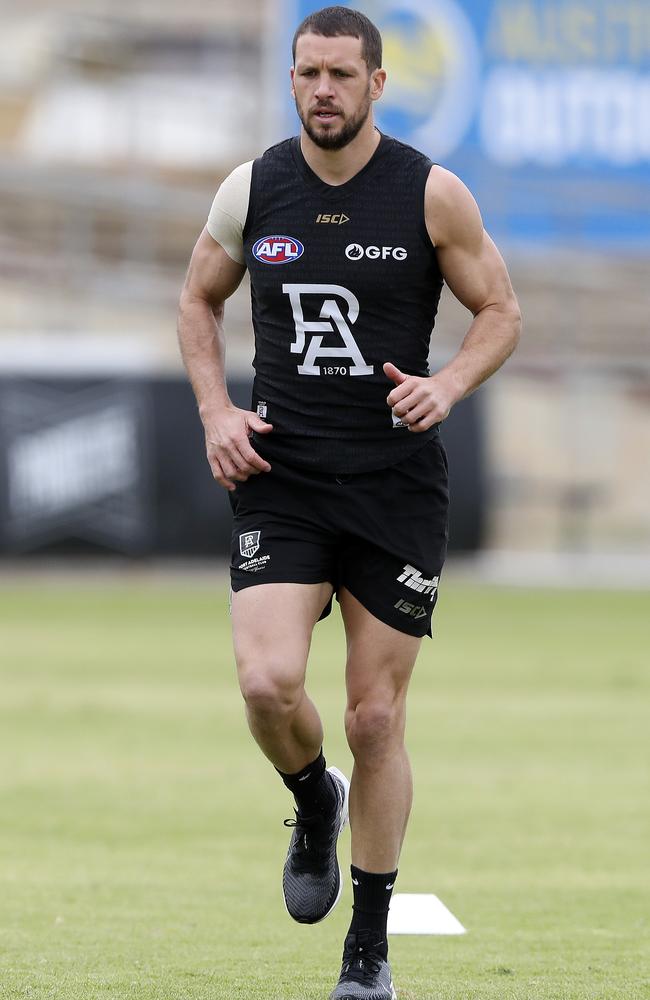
329, 973, 397, 999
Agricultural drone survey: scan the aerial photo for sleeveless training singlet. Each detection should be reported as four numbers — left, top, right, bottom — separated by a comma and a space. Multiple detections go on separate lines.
218, 132, 444, 475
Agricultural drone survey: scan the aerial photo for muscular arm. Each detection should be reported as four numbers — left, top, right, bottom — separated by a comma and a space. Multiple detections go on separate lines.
385, 166, 522, 430
177, 227, 272, 490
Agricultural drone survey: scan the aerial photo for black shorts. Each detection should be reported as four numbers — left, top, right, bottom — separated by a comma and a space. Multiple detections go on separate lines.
228, 436, 449, 638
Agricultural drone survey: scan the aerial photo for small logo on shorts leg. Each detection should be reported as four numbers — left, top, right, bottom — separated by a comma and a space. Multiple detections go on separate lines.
394, 599, 428, 619
396, 564, 439, 602
240, 530, 260, 558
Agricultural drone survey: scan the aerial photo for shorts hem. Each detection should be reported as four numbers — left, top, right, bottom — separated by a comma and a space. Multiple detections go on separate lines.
341, 581, 433, 639
230, 571, 335, 592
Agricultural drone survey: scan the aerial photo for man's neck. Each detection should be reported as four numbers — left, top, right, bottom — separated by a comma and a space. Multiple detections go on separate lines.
299, 122, 381, 186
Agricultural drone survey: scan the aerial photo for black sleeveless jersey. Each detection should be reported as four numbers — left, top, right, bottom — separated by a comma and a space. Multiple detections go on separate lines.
242, 132, 444, 474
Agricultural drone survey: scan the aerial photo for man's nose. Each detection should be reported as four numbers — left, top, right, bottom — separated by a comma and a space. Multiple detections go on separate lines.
314, 72, 335, 99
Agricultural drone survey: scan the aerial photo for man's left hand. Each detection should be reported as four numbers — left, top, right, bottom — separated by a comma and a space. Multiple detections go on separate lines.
384, 361, 458, 432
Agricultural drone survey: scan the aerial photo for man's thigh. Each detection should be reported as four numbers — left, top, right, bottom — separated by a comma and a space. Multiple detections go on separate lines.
231, 582, 334, 689
339, 587, 421, 704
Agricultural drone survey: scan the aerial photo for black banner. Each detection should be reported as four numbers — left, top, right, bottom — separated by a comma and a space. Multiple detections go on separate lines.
0, 376, 485, 556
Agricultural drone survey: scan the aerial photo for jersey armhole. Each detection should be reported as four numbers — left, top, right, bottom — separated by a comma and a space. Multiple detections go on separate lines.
418, 159, 438, 252
242, 157, 262, 243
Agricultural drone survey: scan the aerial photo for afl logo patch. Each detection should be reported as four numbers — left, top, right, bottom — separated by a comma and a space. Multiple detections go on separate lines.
253, 236, 304, 265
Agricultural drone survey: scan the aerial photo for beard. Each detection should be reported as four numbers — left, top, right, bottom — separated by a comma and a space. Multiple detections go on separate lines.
296, 91, 372, 151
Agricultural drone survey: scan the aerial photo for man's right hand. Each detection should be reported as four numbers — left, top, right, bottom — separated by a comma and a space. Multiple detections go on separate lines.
203, 406, 273, 491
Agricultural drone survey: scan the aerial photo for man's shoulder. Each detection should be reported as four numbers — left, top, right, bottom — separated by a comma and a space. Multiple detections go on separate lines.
423, 166, 482, 248
424, 165, 474, 209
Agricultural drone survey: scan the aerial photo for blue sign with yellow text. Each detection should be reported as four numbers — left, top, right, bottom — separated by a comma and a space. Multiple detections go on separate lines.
282, 0, 650, 248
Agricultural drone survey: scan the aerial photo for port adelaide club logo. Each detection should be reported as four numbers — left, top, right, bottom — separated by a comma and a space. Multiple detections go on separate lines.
240, 530, 261, 558
252, 235, 304, 265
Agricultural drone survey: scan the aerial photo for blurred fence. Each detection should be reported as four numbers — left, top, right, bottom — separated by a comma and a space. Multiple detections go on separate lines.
0, 0, 648, 559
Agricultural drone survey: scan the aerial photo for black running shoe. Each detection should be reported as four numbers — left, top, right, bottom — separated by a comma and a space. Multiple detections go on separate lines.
330, 931, 397, 1000
282, 765, 349, 924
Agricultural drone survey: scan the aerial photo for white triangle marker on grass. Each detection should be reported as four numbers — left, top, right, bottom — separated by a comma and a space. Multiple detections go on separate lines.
387, 894, 467, 935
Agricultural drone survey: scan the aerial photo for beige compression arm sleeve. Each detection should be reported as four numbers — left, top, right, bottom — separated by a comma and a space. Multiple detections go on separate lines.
206, 160, 253, 265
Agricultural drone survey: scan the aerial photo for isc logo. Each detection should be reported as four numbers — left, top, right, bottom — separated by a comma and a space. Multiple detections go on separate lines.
253, 235, 304, 265
316, 213, 350, 225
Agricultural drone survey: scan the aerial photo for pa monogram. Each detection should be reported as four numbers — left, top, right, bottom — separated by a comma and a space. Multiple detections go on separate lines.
282, 283, 373, 377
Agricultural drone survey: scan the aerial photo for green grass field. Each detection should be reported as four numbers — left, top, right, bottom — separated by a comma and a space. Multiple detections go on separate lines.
1, 579, 648, 1000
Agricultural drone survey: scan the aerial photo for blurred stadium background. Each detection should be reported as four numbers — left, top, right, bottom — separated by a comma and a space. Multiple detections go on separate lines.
0, 0, 649, 572
2, 6, 649, 999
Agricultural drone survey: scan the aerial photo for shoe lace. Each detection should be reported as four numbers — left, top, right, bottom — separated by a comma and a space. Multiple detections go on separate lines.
341, 937, 384, 985
283, 811, 332, 873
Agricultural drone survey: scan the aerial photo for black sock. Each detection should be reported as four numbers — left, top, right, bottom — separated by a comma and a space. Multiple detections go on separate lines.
347, 864, 398, 960
276, 749, 336, 816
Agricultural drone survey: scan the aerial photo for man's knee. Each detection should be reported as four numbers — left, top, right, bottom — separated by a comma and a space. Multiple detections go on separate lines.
238, 664, 304, 722
345, 696, 405, 760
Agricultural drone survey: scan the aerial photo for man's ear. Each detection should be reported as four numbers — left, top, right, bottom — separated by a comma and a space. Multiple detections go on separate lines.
290, 66, 296, 98
370, 67, 387, 101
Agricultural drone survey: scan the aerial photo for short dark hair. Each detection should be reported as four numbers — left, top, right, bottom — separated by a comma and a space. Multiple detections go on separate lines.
292, 6, 383, 72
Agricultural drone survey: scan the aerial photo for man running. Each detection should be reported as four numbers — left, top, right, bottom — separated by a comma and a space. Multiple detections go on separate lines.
178, 7, 521, 998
